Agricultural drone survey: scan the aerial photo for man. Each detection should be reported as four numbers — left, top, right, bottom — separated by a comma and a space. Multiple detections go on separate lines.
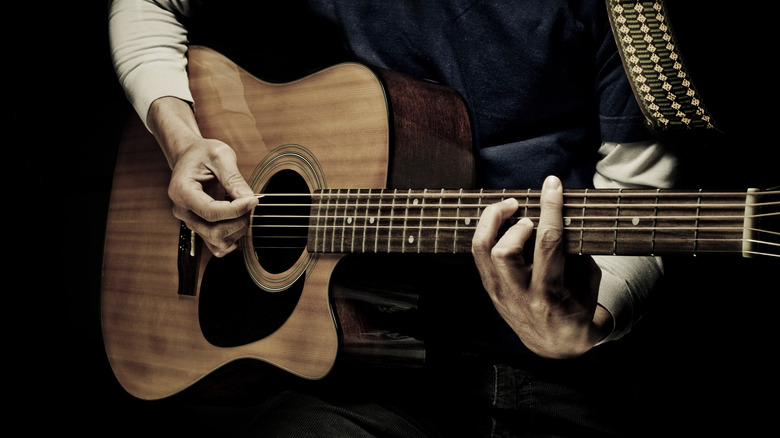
108, 1, 678, 435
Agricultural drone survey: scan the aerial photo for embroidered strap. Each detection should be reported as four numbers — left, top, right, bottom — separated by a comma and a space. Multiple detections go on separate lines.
607, 0, 720, 133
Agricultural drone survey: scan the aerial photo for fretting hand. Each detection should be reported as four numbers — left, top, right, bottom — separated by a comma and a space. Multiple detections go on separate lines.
471, 175, 613, 358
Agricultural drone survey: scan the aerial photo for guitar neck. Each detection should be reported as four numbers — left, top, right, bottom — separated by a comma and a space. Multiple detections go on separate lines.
295, 188, 779, 258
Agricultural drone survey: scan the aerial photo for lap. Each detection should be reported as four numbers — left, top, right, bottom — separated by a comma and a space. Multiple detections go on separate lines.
237, 355, 635, 438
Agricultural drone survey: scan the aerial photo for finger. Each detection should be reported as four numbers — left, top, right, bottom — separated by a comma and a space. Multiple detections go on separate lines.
172, 173, 257, 224
201, 140, 257, 201
472, 198, 520, 258
209, 152, 257, 202
491, 217, 534, 269
472, 198, 519, 289
489, 217, 535, 298
204, 225, 247, 258
175, 140, 257, 222
173, 205, 250, 257
532, 175, 566, 290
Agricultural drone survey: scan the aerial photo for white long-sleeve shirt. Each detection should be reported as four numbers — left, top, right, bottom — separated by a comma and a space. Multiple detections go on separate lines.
108, 0, 679, 343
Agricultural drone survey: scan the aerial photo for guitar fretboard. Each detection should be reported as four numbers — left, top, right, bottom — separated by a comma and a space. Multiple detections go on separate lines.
266, 188, 780, 258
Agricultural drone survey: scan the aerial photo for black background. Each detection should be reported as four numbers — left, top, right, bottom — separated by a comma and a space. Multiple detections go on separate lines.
14, 2, 777, 436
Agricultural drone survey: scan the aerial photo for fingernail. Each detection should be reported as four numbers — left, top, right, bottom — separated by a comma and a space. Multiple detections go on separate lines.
543, 175, 561, 191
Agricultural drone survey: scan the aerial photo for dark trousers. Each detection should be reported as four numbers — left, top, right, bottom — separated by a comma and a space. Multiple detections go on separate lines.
238, 354, 636, 438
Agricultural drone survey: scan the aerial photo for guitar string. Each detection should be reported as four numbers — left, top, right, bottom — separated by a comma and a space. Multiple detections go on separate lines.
250, 210, 779, 235
248, 224, 780, 247
251, 195, 780, 211
255, 190, 780, 200
252, 204, 780, 214
249, 226, 779, 242
247, 191, 779, 254
255, 189, 780, 198
250, 213, 780, 239
240, 240, 779, 258
246, 237, 780, 256
252, 195, 780, 213
252, 212, 778, 221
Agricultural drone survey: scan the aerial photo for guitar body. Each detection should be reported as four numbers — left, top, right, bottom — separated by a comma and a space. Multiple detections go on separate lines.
101, 46, 473, 400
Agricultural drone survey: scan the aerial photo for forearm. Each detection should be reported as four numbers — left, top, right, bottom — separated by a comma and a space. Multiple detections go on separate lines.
108, 0, 195, 126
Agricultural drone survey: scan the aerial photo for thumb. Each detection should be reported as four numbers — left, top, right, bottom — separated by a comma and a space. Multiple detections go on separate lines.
204, 142, 255, 201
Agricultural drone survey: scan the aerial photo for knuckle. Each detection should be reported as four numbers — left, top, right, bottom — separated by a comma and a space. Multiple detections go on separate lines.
471, 242, 489, 259
204, 138, 234, 157
200, 208, 222, 223
541, 197, 561, 211
223, 171, 248, 192
210, 246, 230, 258
167, 181, 185, 204
471, 229, 492, 254
490, 245, 510, 259
171, 204, 185, 220
536, 228, 563, 251
490, 244, 521, 261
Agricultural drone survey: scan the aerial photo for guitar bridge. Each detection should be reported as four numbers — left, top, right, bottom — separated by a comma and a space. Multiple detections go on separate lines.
178, 221, 201, 295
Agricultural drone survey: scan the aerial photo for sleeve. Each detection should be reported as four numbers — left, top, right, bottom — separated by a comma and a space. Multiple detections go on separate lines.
108, 0, 196, 126
593, 140, 679, 343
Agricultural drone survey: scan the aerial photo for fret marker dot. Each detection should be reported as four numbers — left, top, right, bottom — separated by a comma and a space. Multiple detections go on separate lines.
408, 235, 414, 244
632, 217, 640, 226
347, 217, 353, 224
464, 218, 471, 225
413, 199, 419, 205
564, 217, 572, 226
369, 217, 375, 224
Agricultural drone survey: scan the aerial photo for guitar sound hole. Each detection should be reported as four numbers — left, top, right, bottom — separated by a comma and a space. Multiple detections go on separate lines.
254, 169, 311, 273
199, 169, 311, 348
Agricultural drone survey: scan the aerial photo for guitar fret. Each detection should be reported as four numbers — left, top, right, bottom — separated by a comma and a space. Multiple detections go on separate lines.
401, 190, 414, 253
350, 189, 359, 252
613, 189, 622, 255
321, 189, 329, 253
312, 193, 322, 253
579, 189, 587, 255
417, 190, 426, 253
523, 188, 530, 218
340, 189, 348, 253
435, 190, 443, 253
476, 189, 484, 242
324, 191, 334, 253
694, 189, 702, 255
374, 191, 383, 253
332, 189, 340, 253
362, 189, 372, 253
388, 190, 396, 253
652, 189, 659, 256
454, 189, 463, 253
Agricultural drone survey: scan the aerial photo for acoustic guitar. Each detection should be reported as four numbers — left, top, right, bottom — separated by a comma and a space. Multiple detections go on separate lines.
101, 46, 779, 400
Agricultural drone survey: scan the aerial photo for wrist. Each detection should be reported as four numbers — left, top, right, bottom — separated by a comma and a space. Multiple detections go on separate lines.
147, 96, 203, 168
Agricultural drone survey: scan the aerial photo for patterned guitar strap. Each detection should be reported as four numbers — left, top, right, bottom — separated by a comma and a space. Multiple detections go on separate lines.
606, 0, 722, 135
